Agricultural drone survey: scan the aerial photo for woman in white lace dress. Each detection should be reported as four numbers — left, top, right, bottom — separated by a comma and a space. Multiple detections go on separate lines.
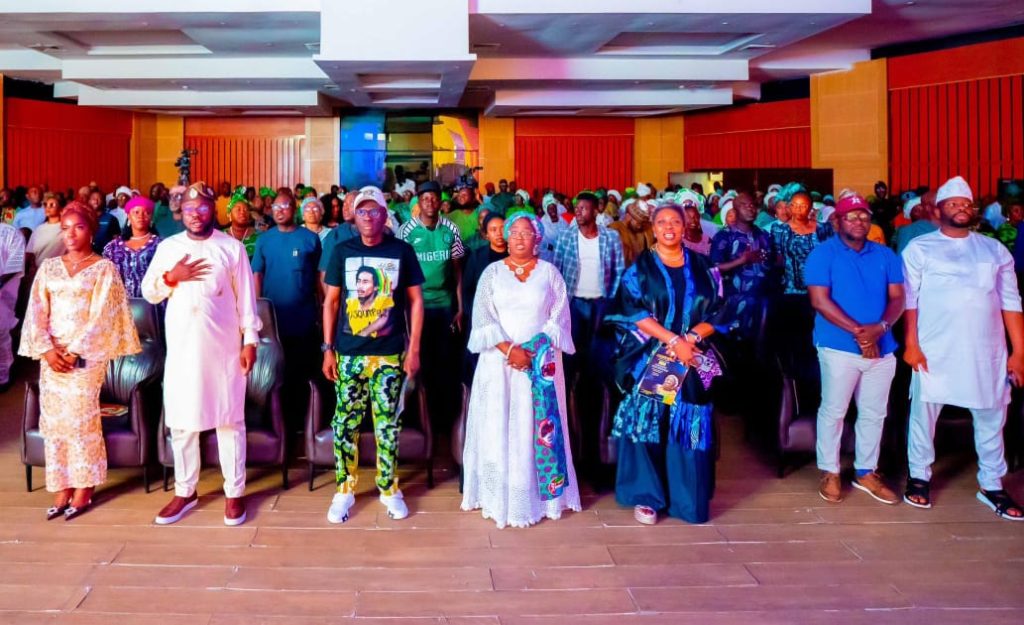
462, 212, 581, 528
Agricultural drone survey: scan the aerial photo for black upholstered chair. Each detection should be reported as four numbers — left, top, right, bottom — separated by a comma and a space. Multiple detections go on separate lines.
157, 298, 288, 489
22, 298, 165, 492
305, 374, 433, 491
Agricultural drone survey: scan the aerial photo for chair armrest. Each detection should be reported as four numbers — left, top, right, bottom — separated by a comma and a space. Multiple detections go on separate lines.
22, 380, 41, 464
268, 382, 286, 464
777, 375, 797, 448
305, 378, 323, 454
128, 375, 162, 464
23, 380, 40, 431
414, 382, 432, 459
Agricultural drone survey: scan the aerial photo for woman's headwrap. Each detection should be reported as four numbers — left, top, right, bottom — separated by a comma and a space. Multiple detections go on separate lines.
515, 189, 530, 204
62, 201, 98, 234
636, 183, 653, 199
900, 191, 917, 203
626, 198, 652, 224
395, 179, 416, 197
608, 189, 622, 203
258, 186, 275, 199
717, 195, 735, 226
227, 185, 248, 210
777, 182, 807, 204
301, 197, 324, 215
503, 212, 544, 248
763, 191, 778, 210
673, 189, 705, 213
125, 196, 155, 214
767, 183, 783, 196
818, 204, 836, 223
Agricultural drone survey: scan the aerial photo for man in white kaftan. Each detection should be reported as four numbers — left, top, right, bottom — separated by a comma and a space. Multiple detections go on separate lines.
142, 182, 261, 526
902, 175, 1024, 521
0, 223, 25, 388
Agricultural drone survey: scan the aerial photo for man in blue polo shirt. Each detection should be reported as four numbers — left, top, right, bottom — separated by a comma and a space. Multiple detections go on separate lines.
805, 193, 905, 506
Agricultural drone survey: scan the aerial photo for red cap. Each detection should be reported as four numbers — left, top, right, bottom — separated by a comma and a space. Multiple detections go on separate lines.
834, 194, 871, 217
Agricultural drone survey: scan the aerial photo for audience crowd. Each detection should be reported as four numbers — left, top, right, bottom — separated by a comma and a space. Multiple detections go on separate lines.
3, 170, 1023, 526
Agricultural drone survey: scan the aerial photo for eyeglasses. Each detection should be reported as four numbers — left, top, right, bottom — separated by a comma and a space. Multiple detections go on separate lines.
355, 207, 383, 218
271, 203, 293, 211
181, 205, 212, 216
841, 213, 872, 222
508, 231, 535, 240
943, 201, 974, 211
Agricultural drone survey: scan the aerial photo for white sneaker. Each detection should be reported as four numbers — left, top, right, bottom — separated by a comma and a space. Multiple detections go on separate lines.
327, 492, 355, 524
380, 491, 409, 520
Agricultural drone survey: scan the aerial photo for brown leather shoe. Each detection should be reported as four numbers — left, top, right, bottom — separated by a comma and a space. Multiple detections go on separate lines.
818, 471, 843, 503
224, 496, 247, 526
154, 492, 198, 525
852, 471, 899, 505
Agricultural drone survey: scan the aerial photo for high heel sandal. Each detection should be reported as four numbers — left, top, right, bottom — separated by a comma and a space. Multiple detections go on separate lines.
63, 499, 93, 521
46, 503, 70, 521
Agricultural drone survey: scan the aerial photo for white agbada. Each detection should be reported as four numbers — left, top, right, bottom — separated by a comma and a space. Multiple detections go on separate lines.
902, 230, 1022, 409
462, 260, 581, 528
141, 230, 261, 431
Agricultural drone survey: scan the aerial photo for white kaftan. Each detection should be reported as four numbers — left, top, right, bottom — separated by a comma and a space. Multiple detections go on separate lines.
141, 230, 261, 431
461, 259, 581, 528
903, 231, 1022, 409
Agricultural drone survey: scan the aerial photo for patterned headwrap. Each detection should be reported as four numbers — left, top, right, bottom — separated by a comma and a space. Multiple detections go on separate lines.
777, 182, 808, 204
258, 186, 275, 199
62, 200, 98, 235
674, 189, 706, 213
227, 185, 248, 210
503, 211, 544, 248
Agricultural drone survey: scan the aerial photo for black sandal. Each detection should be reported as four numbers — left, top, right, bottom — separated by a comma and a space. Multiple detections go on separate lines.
977, 490, 1024, 521
903, 478, 931, 509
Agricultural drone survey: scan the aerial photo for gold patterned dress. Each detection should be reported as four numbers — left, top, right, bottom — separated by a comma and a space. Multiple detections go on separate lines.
18, 257, 141, 492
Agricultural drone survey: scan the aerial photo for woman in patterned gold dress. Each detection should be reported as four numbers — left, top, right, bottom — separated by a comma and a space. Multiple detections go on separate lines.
19, 202, 141, 520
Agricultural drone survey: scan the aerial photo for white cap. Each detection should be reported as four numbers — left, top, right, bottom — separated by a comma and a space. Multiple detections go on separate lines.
903, 196, 922, 219
396, 179, 416, 196
607, 189, 622, 202
936, 175, 973, 205
353, 185, 386, 209
115, 185, 132, 198
636, 183, 652, 199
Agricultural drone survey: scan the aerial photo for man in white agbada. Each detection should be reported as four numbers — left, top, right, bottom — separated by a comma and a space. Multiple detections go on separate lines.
142, 182, 261, 527
902, 175, 1024, 521
0, 222, 25, 390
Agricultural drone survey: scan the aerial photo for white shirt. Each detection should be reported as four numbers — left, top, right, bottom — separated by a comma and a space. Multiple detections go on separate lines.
108, 207, 128, 230
575, 231, 603, 299
903, 230, 1022, 409
142, 230, 261, 431
26, 222, 65, 263
12, 206, 45, 231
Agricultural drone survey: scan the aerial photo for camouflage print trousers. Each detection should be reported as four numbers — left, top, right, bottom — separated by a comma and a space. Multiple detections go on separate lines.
332, 353, 404, 496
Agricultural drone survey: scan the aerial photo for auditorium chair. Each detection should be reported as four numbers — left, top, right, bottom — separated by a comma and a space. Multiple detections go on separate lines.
157, 298, 288, 490
22, 299, 164, 492
775, 353, 872, 477
304, 373, 433, 491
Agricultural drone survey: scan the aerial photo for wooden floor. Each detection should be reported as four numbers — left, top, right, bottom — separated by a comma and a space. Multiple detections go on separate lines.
0, 360, 1022, 625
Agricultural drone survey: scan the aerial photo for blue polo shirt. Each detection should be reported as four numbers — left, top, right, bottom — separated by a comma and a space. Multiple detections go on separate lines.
251, 227, 322, 338
804, 236, 904, 355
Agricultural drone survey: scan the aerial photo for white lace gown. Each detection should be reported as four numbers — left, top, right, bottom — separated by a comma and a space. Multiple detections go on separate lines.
462, 259, 581, 528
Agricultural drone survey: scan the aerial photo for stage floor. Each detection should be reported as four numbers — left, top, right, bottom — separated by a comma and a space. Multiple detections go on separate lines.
0, 362, 1021, 625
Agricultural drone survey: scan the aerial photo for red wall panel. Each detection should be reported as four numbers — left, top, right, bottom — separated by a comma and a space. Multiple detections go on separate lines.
888, 38, 1024, 90
888, 74, 1024, 199
683, 100, 811, 171
4, 98, 132, 192
513, 118, 634, 194
183, 118, 306, 189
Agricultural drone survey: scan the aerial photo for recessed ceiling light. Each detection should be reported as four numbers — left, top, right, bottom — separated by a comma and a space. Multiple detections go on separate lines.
182, 85, 189, 90
721, 21, 729, 25
905, 1, 916, 4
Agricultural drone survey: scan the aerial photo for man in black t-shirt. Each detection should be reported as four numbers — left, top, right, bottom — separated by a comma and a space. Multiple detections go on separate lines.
321, 185, 424, 524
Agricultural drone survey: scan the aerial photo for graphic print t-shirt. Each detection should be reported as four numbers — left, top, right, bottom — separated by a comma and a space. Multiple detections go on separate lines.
324, 235, 424, 356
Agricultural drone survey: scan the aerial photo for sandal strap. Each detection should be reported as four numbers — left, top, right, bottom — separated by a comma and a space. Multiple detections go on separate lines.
981, 490, 1022, 515
906, 478, 930, 495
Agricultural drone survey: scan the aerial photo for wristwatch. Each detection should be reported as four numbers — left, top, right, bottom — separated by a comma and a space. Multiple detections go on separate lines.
879, 320, 891, 333
320, 342, 333, 353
